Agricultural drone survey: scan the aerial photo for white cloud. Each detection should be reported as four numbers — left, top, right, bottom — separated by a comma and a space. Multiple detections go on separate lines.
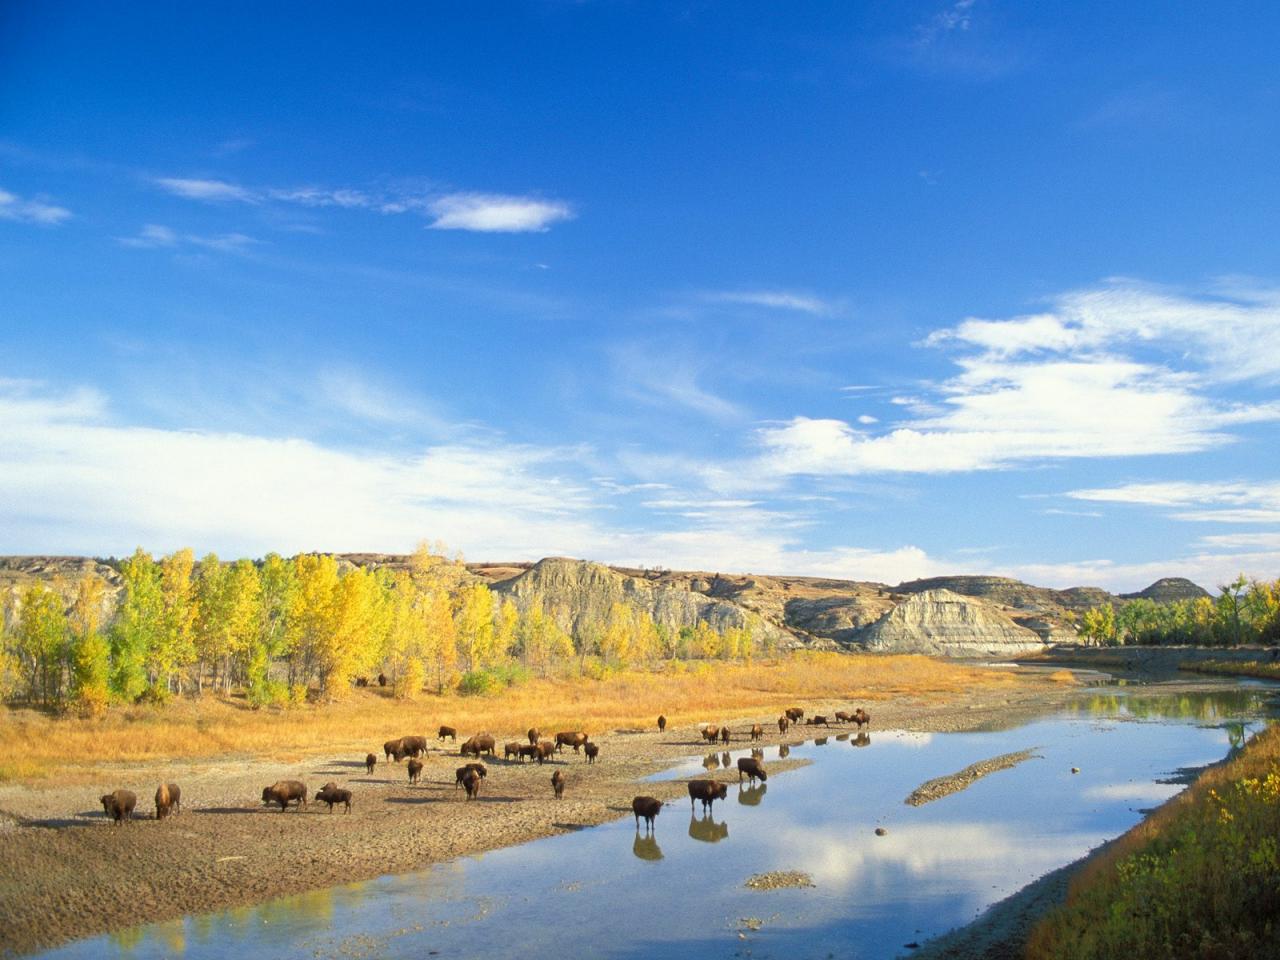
0, 187, 71, 225
118, 224, 179, 248
118, 223, 258, 254
857, 414, 879, 425
1003, 550, 1280, 593
612, 344, 743, 420
266, 187, 371, 208
1067, 481, 1280, 525
427, 192, 573, 233
155, 177, 256, 203
703, 289, 832, 315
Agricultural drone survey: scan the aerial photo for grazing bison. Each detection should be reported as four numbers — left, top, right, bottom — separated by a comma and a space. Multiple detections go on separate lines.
750, 723, 763, 741
365, 753, 377, 775
785, 707, 804, 722
438, 725, 457, 742
584, 742, 600, 764
834, 710, 852, 724
455, 763, 487, 789
504, 742, 524, 761
399, 735, 428, 758
384, 738, 405, 762
316, 785, 352, 813
551, 769, 565, 799
100, 789, 136, 825
518, 744, 539, 762
262, 780, 307, 812
778, 716, 789, 734
632, 795, 663, 831
555, 731, 589, 753
657, 714, 667, 733
461, 733, 496, 757
461, 769, 481, 800
154, 783, 181, 820
720, 726, 730, 745
687, 779, 729, 813
700, 725, 721, 744
737, 757, 768, 784
407, 758, 423, 784
535, 740, 556, 763
527, 727, 540, 746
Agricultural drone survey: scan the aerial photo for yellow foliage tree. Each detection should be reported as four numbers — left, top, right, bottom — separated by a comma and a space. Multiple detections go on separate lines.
454, 582, 498, 672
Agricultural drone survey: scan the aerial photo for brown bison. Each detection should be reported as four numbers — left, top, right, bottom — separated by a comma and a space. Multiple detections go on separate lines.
154, 783, 181, 820
555, 731, 589, 753
778, 716, 789, 734
383, 738, 405, 761
100, 789, 136, 825
504, 741, 524, 761
377, 672, 387, 687
407, 758, 423, 784
355, 676, 369, 687
527, 727, 540, 746
632, 795, 663, 831
700, 725, 721, 743
687, 779, 729, 813
461, 733, 496, 757
808, 715, 830, 727
584, 742, 600, 764
853, 708, 871, 729
657, 714, 667, 733
785, 707, 804, 722
720, 726, 730, 745
316, 785, 352, 813
551, 769, 565, 799
535, 740, 556, 763
518, 744, 539, 762
365, 753, 377, 775
461, 769, 481, 800
455, 763, 487, 789
834, 710, 853, 724
399, 735, 428, 758
262, 780, 307, 812
438, 725, 457, 742
737, 757, 768, 784
750, 723, 763, 741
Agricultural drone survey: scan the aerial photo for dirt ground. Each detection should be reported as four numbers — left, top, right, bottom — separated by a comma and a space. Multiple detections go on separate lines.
0, 680, 1082, 956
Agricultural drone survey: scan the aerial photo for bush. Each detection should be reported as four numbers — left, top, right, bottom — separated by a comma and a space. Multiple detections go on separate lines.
457, 664, 532, 696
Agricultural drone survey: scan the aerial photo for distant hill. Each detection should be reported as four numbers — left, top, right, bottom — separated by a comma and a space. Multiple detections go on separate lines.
0, 554, 1213, 658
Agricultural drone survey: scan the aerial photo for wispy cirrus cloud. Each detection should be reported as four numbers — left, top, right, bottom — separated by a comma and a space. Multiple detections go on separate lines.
1066, 480, 1280, 524
154, 177, 257, 203
425, 192, 574, 233
702, 289, 834, 315
0, 186, 72, 225
118, 223, 259, 254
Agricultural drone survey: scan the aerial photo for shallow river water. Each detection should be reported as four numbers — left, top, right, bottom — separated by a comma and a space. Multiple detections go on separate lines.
36, 679, 1277, 960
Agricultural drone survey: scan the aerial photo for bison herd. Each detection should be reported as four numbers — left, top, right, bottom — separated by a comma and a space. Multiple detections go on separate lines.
91, 704, 871, 850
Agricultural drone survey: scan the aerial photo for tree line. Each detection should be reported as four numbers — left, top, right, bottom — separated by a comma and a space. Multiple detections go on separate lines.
1, 544, 765, 714
1077, 575, 1280, 646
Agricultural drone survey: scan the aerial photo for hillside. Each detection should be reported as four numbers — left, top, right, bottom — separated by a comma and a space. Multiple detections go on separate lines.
0, 554, 1212, 657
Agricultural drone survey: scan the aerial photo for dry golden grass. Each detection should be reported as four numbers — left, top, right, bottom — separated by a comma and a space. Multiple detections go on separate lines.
0, 652, 1024, 781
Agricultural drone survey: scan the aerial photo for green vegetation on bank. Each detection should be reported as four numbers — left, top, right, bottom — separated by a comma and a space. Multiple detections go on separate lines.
1078, 574, 1280, 646
0, 544, 768, 715
1027, 723, 1280, 960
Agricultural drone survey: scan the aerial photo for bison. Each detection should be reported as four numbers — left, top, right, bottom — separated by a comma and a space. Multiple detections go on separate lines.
365, 753, 377, 775
700, 725, 720, 744
584, 742, 600, 764
657, 714, 667, 733
399, 735, 428, 758
750, 723, 763, 741
555, 731, 589, 753
461, 769, 481, 800
834, 710, 853, 724
355, 676, 369, 687
383, 738, 405, 762
315, 785, 352, 813
777, 716, 789, 734
461, 733, 496, 757
737, 757, 768, 784
785, 707, 804, 722
100, 789, 136, 825
438, 725, 457, 742
551, 769, 565, 799
632, 795, 663, 831
527, 727, 540, 746
407, 758, 423, 784
377, 672, 387, 687
687, 779, 729, 813
518, 744, 539, 762
504, 741, 524, 761
720, 726, 730, 745
455, 763, 487, 789
262, 780, 307, 812
535, 740, 556, 763
853, 708, 871, 729
154, 783, 181, 820
807, 715, 829, 726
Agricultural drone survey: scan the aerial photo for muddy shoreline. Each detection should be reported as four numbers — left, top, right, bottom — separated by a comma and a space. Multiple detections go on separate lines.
0, 681, 1088, 957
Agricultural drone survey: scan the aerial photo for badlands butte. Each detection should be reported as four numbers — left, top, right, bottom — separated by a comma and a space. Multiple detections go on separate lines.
1, 553, 1211, 656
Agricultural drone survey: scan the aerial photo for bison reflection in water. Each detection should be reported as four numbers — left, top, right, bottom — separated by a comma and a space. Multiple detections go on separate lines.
720, 751, 731, 769
688, 812, 729, 844
702, 753, 720, 771
853, 732, 871, 748
815, 737, 829, 746
778, 744, 790, 759
632, 832, 663, 861
738, 782, 767, 806
836, 733, 850, 742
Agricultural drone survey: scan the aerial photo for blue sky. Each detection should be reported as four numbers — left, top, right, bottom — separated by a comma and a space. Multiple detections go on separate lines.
2, 1, 1279, 590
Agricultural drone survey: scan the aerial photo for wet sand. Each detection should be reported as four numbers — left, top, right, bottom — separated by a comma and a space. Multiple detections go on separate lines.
0, 682, 1080, 956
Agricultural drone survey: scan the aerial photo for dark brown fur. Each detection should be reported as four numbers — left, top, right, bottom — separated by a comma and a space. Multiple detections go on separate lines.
700, 725, 720, 743
383, 738, 405, 761
737, 757, 768, 784
315, 785, 352, 813
399, 735, 428, 758
100, 789, 136, 825
438, 725, 457, 741
551, 769, 565, 799
261, 780, 307, 812
632, 795, 662, 830
785, 707, 804, 722
535, 740, 555, 763
720, 726, 730, 745
455, 763, 487, 788
461, 769, 481, 800
750, 724, 763, 741
154, 783, 181, 819
527, 727, 540, 746
365, 753, 377, 775
407, 758, 423, 784
584, 742, 599, 764
778, 716, 789, 733
657, 714, 666, 733
687, 779, 729, 812
554, 731, 589, 753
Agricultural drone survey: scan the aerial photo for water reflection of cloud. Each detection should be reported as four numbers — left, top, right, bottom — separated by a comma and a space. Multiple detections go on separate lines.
1082, 782, 1182, 804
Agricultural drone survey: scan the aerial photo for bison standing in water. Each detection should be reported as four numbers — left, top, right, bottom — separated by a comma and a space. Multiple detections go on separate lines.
632, 796, 663, 831
262, 780, 307, 812
551, 769, 565, 799
737, 757, 768, 784
154, 783, 181, 820
101, 790, 136, 825
687, 779, 729, 813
